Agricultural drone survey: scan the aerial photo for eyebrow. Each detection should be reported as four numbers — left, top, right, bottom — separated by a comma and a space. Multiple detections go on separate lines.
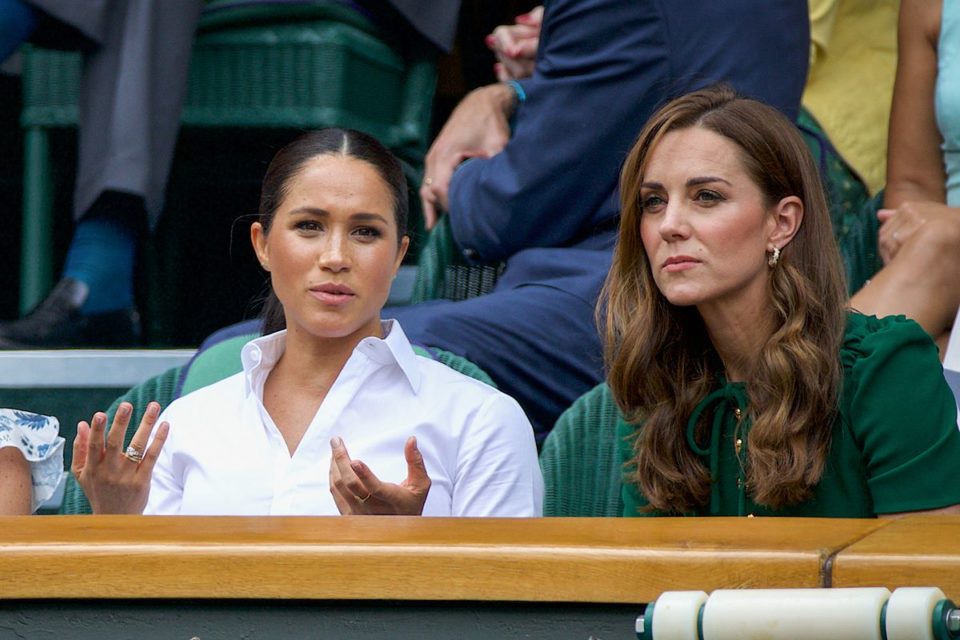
286, 207, 390, 224
640, 176, 733, 190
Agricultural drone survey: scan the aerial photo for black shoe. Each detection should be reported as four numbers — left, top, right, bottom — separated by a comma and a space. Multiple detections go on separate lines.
0, 278, 141, 349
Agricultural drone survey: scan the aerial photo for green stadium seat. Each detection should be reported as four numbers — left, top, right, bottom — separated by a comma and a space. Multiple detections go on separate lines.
540, 382, 624, 517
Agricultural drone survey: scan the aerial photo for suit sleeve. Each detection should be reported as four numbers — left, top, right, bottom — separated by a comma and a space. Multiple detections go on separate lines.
447, 0, 667, 262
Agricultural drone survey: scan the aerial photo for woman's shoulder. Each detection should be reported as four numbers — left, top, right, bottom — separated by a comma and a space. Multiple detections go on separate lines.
0, 409, 65, 512
0, 408, 62, 460
840, 311, 936, 371
162, 370, 247, 418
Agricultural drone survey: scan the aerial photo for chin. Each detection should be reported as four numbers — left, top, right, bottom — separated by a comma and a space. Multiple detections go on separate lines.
659, 288, 706, 308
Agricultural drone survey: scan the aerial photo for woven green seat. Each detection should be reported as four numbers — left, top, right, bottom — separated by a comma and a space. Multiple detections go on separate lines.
540, 382, 624, 517
59, 334, 495, 514
19, 0, 437, 311
408, 215, 505, 304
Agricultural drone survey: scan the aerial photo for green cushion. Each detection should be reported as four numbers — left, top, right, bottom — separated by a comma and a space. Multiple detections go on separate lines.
540, 383, 624, 517
181, 333, 256, 396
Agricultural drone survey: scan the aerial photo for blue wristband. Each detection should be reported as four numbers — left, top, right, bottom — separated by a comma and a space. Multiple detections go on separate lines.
506, 79, 527, 104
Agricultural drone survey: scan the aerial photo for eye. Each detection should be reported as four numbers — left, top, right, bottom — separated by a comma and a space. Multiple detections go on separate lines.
295, 220, 322, 232
353, 226, 383, 240
640, 193, 666, 212
694, 189, 724, 204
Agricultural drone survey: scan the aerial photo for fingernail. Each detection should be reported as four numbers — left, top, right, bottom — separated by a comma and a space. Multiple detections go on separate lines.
351, 461, 363, 473
330, 436, 342, 448
119, 403, 131, 417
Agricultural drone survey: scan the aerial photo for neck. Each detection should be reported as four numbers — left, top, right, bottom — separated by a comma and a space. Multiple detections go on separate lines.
698, 297, 776, 383
270, 319, 384, 390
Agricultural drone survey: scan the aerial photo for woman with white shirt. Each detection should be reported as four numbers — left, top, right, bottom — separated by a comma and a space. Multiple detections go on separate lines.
71, 128, 543, 517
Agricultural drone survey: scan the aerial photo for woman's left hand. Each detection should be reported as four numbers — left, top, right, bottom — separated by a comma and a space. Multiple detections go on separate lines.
329, 436, 431, 515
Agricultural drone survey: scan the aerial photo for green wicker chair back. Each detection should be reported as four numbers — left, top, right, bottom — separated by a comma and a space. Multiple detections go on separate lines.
540, 382, 624, 517
409, 215, 505, 304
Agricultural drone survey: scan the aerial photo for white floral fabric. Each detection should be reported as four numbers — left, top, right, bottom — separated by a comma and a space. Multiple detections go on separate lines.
0, 409, 65, 512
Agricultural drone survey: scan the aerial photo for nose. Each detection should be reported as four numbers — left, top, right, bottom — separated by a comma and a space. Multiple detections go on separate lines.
657, 201, 690, 241
318, 229, 350, 272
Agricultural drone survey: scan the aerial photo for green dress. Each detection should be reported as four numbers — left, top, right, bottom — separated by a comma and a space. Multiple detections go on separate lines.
618, 313, 960, 517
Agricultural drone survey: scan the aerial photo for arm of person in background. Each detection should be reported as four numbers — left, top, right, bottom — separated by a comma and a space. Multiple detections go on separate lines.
419, 5, 544, 228
486, 6, 542, 82
71, 402, 168, 514
879, 0, 955, 264
419, 83, 516, 229
430, 0, 666, 262
0, 448, 31, 515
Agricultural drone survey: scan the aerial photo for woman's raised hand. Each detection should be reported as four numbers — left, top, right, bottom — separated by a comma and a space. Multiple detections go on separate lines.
71, 401, 168, 514
329, 436, 431, 515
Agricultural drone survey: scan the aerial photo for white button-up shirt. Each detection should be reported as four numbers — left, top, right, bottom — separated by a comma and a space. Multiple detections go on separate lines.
145, 321, 543, 516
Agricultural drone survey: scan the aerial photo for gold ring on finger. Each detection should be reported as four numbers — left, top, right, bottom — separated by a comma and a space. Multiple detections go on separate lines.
124, 445, 144, 464
355, 492, 372, 504
424, 177, 433, 186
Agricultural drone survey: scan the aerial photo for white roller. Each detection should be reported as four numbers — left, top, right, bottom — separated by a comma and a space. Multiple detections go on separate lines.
650, 590, 709, 640
699, 587, 891, 640
885, 587, 945, 640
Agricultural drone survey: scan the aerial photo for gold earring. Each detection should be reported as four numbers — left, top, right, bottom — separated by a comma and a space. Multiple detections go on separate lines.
767, 246, 781, 268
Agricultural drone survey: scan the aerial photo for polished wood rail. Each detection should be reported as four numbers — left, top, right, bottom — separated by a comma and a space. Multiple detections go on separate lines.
0, 516, 889, 601
832, 515, 960, 600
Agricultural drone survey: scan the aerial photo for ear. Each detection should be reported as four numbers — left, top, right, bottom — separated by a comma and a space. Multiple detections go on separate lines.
392, 235, 410, 276
251, 222, 270, 271
767, 195, 803, 252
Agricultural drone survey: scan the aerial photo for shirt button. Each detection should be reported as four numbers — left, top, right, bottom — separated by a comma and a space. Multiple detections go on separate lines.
463, 247, 478, 260
735, 438, 743, 455
736, 478, 743, 489
734, 407, 742, 421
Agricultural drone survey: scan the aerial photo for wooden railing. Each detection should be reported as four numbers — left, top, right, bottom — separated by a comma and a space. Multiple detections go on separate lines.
3, 516, 955, 601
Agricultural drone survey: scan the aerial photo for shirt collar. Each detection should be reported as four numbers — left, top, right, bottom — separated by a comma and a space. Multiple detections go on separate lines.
239, 319, 422, 397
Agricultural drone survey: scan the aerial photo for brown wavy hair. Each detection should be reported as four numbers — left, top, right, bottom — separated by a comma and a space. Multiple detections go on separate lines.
603, 85, 847, 512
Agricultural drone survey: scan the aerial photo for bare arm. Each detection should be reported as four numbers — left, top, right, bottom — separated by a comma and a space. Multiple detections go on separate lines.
0, 447, 32, 515
885, 0, 946, 208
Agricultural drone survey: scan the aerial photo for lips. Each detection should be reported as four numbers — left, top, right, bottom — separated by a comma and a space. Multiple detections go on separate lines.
309, 283, 356, 305
662, 255, 700, 272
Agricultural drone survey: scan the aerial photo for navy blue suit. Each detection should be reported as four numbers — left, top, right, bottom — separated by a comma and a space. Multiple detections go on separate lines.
390, 0, 810, 441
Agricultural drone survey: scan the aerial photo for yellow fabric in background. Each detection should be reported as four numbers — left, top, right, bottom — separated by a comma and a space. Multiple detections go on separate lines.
802, 0, 900, 195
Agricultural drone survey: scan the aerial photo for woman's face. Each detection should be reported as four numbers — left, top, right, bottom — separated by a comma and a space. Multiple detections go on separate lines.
252, 154, 408, 343
638, 126, 779, 313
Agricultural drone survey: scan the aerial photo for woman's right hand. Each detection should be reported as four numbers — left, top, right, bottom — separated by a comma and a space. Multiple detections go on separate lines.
71, 401, 168, 514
